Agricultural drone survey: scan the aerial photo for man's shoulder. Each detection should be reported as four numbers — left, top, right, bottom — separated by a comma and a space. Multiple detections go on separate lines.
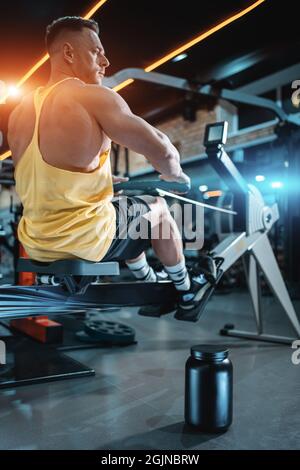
76, 83, 117, 99
20, 90, 35, 107
76, 84, 120, 112
8, 91, 35, 129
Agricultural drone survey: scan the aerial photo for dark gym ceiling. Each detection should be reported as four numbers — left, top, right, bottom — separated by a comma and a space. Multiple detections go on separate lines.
0, 0, 298, 122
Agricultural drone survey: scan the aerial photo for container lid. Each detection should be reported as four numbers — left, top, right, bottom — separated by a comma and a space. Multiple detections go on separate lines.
191, 345, 229, 361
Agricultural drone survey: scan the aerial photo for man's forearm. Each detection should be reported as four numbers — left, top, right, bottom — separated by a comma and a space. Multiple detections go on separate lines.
151, 128, 182, 177
149, 147, 182, 178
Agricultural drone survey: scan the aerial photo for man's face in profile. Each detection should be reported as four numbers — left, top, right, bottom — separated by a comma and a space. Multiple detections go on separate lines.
72, 28, 110, 85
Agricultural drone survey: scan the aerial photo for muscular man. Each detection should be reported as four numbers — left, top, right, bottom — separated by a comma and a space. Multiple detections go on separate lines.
8, 16, 214, 319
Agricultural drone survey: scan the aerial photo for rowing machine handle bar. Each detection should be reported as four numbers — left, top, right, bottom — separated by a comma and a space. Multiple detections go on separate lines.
113, 179, 191, 194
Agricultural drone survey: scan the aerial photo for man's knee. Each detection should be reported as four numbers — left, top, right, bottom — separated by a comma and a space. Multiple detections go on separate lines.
149, 196, 169, 218
156, 196, 168, 209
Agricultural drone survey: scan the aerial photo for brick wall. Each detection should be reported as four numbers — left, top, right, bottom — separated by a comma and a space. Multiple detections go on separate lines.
112, 103, 238, 176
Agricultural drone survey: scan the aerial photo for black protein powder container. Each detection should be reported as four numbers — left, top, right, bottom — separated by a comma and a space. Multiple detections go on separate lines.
185, 345, 233, 432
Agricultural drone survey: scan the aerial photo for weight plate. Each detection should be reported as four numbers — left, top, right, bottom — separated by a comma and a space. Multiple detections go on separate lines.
76, 330, 100, 344
84, 320, 135, 345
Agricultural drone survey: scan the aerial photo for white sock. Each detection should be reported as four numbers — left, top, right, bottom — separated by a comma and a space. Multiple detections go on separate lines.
126, 254, 157, 281
163, 258, 191, 291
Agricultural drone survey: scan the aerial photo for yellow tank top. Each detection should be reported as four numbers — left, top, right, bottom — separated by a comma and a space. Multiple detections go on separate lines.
15, 78, 116, 262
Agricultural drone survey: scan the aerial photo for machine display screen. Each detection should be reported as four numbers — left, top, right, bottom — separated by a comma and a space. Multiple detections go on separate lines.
208, 125, 224, 143
204, 121, 228, 146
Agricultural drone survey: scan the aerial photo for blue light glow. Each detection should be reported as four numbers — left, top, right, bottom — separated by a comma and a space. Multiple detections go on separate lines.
255, 175, 265, 182
271, 181, 283, 189
172, 53, 188, 63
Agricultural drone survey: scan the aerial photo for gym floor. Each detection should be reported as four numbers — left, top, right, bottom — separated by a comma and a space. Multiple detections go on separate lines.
0, 290, 299, 451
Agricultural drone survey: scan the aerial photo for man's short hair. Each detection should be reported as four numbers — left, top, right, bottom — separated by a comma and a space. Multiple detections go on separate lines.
45, 16, 99, 52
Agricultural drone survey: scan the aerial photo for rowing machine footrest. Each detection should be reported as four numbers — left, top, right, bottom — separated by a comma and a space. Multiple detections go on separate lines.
174, 269, 224, 323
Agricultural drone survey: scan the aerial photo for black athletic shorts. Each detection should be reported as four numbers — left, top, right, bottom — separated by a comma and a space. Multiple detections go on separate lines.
102, 195, 152, 261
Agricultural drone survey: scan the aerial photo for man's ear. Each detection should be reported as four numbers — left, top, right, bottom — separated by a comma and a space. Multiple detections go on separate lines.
63, 42, 74, 64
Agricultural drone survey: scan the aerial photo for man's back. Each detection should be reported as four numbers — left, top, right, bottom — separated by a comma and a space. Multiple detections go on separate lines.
8, 79, 110, 173
8, 78, 116, 263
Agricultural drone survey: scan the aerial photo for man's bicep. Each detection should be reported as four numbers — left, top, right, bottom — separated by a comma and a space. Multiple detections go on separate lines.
102, 112, 160, 152
94, 89, 164, 155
